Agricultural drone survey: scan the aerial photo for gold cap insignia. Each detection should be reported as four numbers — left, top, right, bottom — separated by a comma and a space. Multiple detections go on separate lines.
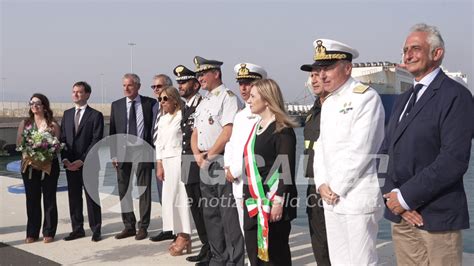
194, 57, 200, 69
175, 66, 184, 76
314, 40, 347, 61
238, 64, 250, 77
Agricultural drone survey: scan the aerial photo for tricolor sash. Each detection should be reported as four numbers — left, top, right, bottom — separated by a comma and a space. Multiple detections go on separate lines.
244, 123, 280, 262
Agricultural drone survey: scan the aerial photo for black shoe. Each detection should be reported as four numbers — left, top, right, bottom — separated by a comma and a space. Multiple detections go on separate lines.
135, 228, 148, 240
63, 231, 86, 241
115, 229, 136, 239
195, 261, 210, 266
149, 231, 175, 242
187, 243, 211, 262
91, 233, 102, 242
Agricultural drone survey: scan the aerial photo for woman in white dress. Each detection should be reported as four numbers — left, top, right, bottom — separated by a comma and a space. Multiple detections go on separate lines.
155, 86, 192, 256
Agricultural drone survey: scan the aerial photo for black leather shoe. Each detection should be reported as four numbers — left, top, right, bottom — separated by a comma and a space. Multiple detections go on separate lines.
115, 229, 136, 239
91, 234, 102, 242
135, 228, 148, 240
195, 261, 210, 266
149, 231, 175, 242
187, 244, 211, 262
63, 232, 86, 241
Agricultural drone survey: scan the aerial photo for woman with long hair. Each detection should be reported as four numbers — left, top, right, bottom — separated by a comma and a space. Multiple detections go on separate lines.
243, 79, 298, 265
16, 93, 61, 244
154, 86, 192, 256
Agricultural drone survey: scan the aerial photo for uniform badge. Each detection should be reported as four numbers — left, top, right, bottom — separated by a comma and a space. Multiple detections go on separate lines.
208, 116, 214, 125
340, 102, 353, 114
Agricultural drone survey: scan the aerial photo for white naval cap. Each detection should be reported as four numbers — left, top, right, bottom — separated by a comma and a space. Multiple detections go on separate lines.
234, 63, 267, 81
301, 38, 359, 71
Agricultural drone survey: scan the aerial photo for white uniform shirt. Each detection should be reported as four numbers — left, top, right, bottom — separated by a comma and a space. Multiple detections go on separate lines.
224, 104, 260, 199
194, 84, 240, 151
155, 110, 183, 160
313, 77, 385, 214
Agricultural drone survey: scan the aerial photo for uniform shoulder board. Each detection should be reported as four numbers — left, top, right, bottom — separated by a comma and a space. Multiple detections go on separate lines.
226, 90, 236, 97
353, 84, 369, 94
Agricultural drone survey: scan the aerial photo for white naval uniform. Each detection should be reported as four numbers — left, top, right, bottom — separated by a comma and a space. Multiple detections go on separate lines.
155, 110, 192, 234
313, 77, 385, 265
224, 104, 259, 235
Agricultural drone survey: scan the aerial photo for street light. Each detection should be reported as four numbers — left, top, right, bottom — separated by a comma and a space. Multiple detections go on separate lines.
100, 73, 104, 104
128, 42, 136, 73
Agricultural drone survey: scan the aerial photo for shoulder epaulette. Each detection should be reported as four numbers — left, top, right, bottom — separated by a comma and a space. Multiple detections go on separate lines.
353, 84, 369, 94
226, 90, 236, 97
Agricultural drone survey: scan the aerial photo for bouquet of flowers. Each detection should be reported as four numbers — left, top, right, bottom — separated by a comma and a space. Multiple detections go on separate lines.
16, 123, 65, 179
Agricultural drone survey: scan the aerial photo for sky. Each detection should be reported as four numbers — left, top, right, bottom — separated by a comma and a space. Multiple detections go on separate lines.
1, 0, 473, 104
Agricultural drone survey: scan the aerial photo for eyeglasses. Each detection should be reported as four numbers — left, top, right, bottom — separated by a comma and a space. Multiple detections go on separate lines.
29, 101, 43, 107
157, 96, 169, 102
151, 84, 164, 90
195, 70, 212, 79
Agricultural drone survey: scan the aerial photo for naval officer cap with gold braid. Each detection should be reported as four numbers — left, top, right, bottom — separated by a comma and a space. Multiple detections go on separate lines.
173, 65, 197, 83
193, 56, 223, 73
233, 63, 267, 82
300, 38, 359, 71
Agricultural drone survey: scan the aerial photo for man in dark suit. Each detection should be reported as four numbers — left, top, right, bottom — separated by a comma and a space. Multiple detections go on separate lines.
148, 74, 176, 242
110, 73, 156, 240
380, 23, 474, 265
61, 81, 104, 242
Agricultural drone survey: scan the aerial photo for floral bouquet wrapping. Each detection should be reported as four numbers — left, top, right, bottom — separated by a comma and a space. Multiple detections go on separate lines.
16, 123, 65, 179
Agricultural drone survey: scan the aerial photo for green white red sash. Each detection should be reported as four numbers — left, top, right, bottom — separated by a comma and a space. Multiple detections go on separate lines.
244, 122, 280, 262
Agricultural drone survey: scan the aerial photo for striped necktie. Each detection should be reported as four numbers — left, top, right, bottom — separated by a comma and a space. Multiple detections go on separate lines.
74, 108, 82, 135
152, 112, 160, 144
403, 83, 424, 117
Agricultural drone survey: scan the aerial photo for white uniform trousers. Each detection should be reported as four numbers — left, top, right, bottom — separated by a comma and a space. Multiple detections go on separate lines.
324, 209, 382, 265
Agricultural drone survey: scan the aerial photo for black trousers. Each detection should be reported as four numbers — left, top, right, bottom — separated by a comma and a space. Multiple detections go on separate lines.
66, 168, 102, 235
185, 182, 208, 245
21, 159, 60, 238
117, 162, 152, 230
306, 184, 331, 266
200, 161, 244, 266
245, 220, 292, 266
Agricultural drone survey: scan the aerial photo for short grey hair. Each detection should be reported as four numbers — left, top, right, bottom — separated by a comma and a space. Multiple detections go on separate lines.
153, 74, 173, 86
410, 23, 445, 61
123, 73, 141, 84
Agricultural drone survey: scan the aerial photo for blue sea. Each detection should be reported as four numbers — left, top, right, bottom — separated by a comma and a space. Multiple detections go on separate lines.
2, 129, 473, 253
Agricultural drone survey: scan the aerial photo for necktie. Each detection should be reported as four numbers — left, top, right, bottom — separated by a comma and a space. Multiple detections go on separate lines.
74, 108, 82, 135
403, 83, 424, 117
128, 100, 137, 136
152, 112, 160, 144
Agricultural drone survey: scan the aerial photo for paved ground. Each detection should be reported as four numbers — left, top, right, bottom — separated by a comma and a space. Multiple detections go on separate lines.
1, 176, 472, 265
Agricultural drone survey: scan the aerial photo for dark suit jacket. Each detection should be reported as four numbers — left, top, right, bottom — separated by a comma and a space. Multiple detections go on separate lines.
60, 105, 104, 171
180, 95, 202, 184
109, 95, 156, 168
380, 70, 474, 231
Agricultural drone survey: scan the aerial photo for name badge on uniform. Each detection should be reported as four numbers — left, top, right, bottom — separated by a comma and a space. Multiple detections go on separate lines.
208, 115, 214, 125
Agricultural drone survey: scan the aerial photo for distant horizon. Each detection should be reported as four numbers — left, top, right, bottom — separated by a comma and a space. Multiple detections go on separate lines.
1, 0, 472, 103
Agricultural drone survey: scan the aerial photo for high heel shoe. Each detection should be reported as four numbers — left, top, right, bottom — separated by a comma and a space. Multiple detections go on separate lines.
169, 233, 192, 256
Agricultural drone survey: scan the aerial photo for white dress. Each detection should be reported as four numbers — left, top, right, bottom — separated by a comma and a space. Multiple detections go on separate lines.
155, 110, 192, 234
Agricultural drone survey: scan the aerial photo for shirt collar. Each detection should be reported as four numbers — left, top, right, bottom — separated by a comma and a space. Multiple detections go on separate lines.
414, 67, 441, 88
186, 94, 200, 107
209, 84, 224, 97
127, 95, 141, 103
75, 104, 88, 110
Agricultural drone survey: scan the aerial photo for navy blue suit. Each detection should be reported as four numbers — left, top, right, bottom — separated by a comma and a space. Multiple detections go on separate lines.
151, 103, 163, 203
380, 70, 474, 231
60, 105, 104, 235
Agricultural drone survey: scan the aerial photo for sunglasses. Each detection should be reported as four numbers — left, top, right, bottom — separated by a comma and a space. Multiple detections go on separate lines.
29, 101, 43, 107
151, 84, 164, 90
157, 96, 169, 102
195, 69, 213, 78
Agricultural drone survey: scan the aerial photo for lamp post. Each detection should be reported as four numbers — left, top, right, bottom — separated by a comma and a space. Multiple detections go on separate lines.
100, 73, 104, 104
128, 42, 136, 73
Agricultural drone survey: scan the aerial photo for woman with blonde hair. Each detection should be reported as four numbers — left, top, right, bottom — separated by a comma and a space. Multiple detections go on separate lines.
243, 79, 297, 265
154, 86, 192, 256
